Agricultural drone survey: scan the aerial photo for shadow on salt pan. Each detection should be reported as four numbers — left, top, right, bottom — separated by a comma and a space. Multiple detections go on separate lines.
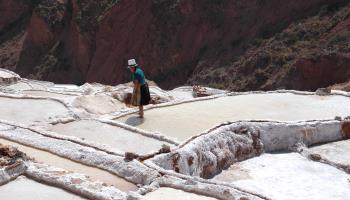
125, 116, 145, 126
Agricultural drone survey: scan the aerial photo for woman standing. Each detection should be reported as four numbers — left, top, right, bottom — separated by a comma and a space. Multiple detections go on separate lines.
128, 59, 151, 118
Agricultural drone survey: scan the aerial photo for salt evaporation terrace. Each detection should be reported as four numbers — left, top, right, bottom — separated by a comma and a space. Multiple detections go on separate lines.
47, 120, 175, 155
0, 68, 349, 200
117, 93, 350, 141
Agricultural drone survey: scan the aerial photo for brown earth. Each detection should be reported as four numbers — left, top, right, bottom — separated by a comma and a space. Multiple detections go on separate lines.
329, 81, 350, 91
0, 0, 349, 90
0, 32, 27, 71
341, 121, 350, 139
0, 144, 26, 167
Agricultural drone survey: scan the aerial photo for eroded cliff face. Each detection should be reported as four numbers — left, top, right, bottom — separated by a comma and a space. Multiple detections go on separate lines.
0, 0, 27, 33
1, 0, 349, 90
189, 2, 350, 91
0, 0, 38, 71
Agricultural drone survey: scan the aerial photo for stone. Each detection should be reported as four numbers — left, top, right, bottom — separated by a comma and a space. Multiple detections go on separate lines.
125, 152, 139, 161
309, 153, 322, 161
315, 88, 331, 96
159, 145, 171, 154
341, 121, 350, 139
0, 70, 20, 85
193, 85, 209, 97
335, 116, 342, 121
0, 144, 26, 167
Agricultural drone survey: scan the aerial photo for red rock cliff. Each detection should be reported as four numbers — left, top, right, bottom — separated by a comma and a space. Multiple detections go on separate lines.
6, 0, 350, 89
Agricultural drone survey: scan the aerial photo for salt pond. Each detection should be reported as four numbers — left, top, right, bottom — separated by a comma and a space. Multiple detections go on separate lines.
0, 176, 86, 200
0, 138, 137, 192
49, 120, 174, 154
118, 93, 350, 141
0, 97, 70, 124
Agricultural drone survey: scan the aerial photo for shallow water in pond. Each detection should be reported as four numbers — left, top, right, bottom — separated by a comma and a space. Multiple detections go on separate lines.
0, 97, 70, 124
0, 176, 86, 200
49, 120, 173, 154
117, 93, 350, 141
143, 187, 217, 200
0, 138, 137, 192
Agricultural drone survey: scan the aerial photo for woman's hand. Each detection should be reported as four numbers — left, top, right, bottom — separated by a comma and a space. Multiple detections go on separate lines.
133, 80, 140, 89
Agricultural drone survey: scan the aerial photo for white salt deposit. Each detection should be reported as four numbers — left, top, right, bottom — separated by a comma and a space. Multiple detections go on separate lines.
0, 70, 15, 79
214, 153, 350, 200
23, 90, 77, 98
73, 95, 126, 115
143, 187, 217, 200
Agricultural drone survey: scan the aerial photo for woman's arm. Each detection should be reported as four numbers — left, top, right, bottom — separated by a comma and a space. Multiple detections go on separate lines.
133, 79, 140, 89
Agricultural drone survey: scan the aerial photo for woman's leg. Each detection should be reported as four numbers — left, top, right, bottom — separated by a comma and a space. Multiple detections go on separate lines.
139, 105, 144, 118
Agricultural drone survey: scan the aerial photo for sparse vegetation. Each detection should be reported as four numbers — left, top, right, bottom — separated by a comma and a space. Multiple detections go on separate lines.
76, 0, 120, 32
34, 0, 67, 30
189, 2, 350, 91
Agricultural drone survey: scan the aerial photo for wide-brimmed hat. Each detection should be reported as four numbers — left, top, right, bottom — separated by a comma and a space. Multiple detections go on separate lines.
127, 59, 137, 68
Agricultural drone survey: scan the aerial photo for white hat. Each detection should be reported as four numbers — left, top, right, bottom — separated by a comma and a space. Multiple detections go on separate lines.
127, 59, 137, 67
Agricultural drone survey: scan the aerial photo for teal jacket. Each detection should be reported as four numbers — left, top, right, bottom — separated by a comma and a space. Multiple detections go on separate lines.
132, 67, 146, 85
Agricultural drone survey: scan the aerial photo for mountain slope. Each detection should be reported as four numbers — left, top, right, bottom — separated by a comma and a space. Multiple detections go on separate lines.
188, 2, 350, 91
0, 0, 349, 90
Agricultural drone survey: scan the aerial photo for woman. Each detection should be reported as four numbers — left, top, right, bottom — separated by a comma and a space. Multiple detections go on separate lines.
128, 59, 151, 118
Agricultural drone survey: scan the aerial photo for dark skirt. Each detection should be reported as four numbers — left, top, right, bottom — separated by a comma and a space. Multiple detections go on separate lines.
140, 83, 151, 105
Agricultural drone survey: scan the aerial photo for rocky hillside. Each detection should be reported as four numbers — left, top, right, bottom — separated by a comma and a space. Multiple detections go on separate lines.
189, 1, 350, 91
0, 0, 349, 90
